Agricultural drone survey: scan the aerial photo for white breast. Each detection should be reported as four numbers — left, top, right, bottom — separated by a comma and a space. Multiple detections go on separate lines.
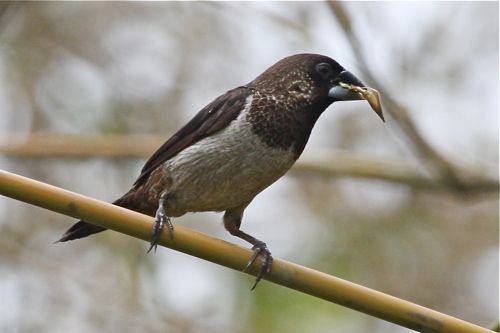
162, 96, 296, 215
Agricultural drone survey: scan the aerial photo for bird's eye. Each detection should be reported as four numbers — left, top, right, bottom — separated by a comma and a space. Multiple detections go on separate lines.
315, 62, 334, 79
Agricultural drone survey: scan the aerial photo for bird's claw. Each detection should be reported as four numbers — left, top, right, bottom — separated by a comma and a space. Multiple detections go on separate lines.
146, 205, 174, 253
244, 241, 273, 290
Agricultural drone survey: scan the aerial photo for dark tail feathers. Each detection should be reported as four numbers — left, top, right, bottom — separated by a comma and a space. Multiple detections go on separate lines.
56, 221, 107, 243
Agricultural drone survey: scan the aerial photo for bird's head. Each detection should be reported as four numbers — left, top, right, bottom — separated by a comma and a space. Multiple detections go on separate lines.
248, 53, 384, 121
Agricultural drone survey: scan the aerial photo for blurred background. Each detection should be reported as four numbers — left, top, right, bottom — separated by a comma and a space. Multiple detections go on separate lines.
0, 2, 498, 333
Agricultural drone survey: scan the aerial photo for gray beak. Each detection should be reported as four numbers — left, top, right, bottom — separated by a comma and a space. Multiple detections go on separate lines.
328, 70, 385, 122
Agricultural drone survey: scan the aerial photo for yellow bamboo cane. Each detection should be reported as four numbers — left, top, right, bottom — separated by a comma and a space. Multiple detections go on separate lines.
0, 170, 493, 333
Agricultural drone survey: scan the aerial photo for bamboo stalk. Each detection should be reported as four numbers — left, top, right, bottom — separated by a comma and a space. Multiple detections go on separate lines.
0, 170, 493, 333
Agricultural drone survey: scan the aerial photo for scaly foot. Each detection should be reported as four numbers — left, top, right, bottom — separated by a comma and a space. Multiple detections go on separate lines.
244, 241, 273, 290
146, 203, 174, 253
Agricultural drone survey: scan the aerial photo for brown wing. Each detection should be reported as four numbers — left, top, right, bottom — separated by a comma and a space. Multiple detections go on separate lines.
134, 86, 252, 186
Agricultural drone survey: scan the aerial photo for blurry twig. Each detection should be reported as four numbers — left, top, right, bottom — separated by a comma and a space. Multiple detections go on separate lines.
327, 2, 480, 191
297, 149, 498, 194
1, 133, 498, 194
0, 170, 494, 333
0, 133, 163, 158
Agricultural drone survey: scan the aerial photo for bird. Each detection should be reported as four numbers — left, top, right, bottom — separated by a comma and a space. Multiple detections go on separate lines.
57, 53, 384, 289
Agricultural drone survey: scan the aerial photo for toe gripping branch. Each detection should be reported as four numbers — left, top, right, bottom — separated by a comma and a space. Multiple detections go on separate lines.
146, 193, 272, 290
244, 241, 273, 290
147, 192, 174, 253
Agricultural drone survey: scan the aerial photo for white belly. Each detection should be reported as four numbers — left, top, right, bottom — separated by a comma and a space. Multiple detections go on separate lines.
162, 108, 296, 215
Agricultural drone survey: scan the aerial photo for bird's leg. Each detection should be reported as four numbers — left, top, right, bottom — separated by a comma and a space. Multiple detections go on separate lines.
224, 209, 273, 290
147, 191, 174, 253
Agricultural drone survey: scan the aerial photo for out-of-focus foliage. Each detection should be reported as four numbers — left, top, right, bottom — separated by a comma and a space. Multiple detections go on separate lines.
0, 2, 497, 333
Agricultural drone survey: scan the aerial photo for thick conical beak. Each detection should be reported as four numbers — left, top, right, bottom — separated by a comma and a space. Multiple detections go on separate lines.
328, 70, 385, 122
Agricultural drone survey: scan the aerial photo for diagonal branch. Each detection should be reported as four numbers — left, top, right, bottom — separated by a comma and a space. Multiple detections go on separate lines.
0, 169, 494, 333
326, 2, 470, 187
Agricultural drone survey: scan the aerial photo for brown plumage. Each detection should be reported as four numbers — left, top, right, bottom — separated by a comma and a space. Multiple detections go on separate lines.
58, 53, 384, 289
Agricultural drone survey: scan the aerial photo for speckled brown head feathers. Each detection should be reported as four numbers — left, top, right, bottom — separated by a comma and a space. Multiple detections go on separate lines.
246, 54, 355, 157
